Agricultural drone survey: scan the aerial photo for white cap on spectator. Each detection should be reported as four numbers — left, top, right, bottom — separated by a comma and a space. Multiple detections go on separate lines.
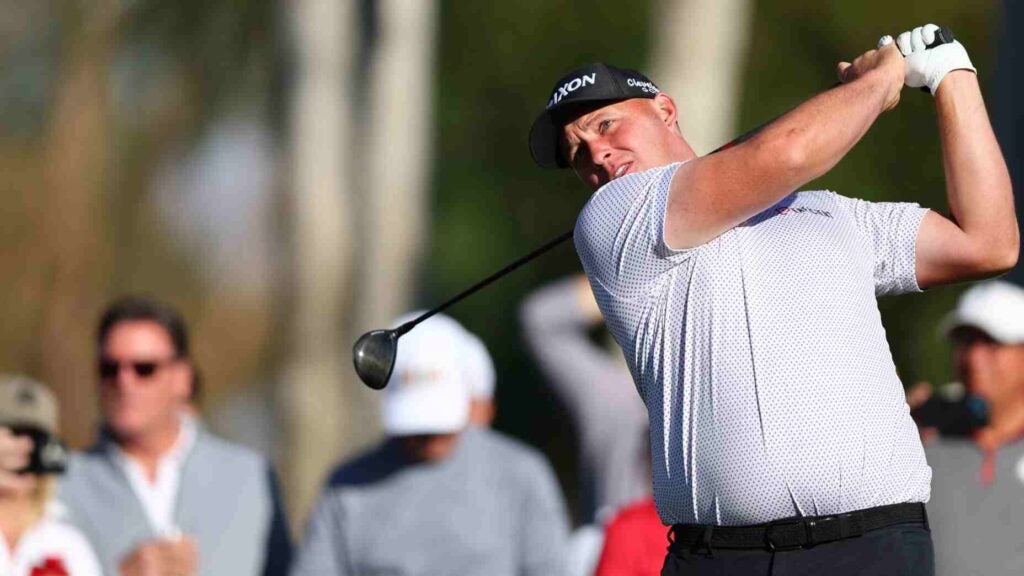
460, 330, 495, 400
382, 312, 471, 436
942, 280, 1024, 344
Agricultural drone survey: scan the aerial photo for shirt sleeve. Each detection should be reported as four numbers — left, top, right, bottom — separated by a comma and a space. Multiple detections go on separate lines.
574, 163, 693, 302
834, 193, 929, 297
290, 490, 349, 576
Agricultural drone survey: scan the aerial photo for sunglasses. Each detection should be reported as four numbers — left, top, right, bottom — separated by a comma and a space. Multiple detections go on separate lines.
98, 357, 178, 379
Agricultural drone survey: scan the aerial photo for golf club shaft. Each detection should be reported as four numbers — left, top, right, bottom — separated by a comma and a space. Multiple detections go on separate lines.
394, 229, 575, 336
393, 24, 958, 336
392, 124, 770, 337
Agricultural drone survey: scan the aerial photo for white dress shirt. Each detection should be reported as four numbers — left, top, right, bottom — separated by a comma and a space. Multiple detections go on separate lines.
115, 413, 197, 537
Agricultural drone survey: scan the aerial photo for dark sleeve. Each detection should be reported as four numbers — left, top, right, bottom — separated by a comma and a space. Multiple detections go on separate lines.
262, 465, 293, 576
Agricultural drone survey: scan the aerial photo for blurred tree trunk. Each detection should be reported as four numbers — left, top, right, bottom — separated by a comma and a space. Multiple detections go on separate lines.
38, 2, 119, 448
650, 0, 754, 154
996, 0, 1023, 284
280, 0, 355, 533
351, 0, 439, 444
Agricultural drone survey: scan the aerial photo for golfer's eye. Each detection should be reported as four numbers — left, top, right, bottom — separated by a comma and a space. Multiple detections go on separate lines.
598, 119, 613, 134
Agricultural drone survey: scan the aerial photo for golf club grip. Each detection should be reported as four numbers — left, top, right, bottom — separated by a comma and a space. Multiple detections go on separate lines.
929, 26, 954, 48
921, 26, 955, 93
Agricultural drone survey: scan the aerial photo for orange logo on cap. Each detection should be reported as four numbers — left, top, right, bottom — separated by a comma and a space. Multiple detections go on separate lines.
398, 367, 447, 387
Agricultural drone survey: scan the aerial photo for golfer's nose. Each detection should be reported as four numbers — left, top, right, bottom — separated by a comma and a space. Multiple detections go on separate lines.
586, 140, 613, 170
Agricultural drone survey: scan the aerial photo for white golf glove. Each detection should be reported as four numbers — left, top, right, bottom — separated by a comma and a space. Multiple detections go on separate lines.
895, 23, 975, 95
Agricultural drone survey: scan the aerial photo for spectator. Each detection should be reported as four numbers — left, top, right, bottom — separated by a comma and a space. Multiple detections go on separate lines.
521, 275, 649, 522
923, 280, 1024, 576
58, 296, 291, 576
593, 498, 665, 576
459, 329, 497, 427
592, 434, 662, 576
292, 313, 569, 576
0, 374, 102, 576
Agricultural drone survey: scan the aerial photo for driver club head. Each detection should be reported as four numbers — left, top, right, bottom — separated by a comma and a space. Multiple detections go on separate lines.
352, 329, 399, 390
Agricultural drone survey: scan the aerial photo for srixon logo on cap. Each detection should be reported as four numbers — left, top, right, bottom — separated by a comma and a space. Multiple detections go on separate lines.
548, 73, 597, 108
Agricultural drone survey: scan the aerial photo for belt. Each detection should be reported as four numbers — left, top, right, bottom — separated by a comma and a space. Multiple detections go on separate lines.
669, 503, 927, 553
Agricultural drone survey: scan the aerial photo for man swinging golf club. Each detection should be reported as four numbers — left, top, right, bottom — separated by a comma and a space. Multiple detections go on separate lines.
529, 23, 1017, 575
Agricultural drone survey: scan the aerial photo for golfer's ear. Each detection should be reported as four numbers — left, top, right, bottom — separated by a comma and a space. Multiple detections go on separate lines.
653, 92, 678, 127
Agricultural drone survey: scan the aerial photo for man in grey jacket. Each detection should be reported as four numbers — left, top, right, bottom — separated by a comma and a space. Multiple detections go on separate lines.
292, 313, 569, 576
58, 296, 292, 576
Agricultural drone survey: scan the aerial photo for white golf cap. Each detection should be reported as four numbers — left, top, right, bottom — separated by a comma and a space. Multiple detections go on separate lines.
460, 330, 495, 400
942, 280, 1024, 344
382, 312, 471, 436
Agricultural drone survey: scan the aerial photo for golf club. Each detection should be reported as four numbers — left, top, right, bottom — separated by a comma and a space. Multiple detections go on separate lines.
352, 26, 954, 390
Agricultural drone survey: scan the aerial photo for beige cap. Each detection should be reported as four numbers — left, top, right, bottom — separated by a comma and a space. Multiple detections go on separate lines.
0, 374, 59, 434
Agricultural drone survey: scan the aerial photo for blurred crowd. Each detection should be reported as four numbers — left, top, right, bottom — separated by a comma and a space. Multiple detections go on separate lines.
3, 276, 1024, 575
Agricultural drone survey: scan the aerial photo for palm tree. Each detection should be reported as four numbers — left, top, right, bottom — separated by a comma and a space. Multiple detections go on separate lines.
650, 0, 754, 153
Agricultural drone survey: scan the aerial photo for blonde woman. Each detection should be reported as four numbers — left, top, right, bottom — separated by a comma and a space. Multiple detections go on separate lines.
0, 375, 100, 576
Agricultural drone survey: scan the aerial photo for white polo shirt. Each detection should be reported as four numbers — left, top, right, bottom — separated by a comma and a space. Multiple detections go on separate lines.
574, 162, 932, 526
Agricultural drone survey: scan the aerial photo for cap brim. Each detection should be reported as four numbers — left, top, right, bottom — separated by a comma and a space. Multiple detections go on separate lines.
529, 98, 637, 170
529, 109, 566, 169
382, 383, 469, 436
940, 310, 1015, 344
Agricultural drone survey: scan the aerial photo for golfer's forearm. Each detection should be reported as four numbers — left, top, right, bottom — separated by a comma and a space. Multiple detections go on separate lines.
756, 72, 891, 187
935, 71, 1018, 269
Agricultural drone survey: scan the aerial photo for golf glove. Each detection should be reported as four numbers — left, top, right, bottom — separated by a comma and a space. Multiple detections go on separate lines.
896, 23, 975, 95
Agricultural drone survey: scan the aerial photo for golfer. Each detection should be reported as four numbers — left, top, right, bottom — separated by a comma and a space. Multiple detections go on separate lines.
529, 23, 1016, 575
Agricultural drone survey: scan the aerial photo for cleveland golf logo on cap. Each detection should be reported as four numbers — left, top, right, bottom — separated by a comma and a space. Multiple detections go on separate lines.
626, 77, 659, 94
547, 73, 598, 108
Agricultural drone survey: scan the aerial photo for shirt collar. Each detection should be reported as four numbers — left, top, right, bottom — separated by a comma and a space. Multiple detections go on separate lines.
111, 411, 199, 469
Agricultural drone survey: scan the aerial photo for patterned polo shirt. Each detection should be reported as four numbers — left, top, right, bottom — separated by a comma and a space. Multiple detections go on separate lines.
575, 162, 932, 525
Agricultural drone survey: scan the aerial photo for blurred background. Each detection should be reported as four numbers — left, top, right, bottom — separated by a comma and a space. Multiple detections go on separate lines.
0, 0, 1018, 533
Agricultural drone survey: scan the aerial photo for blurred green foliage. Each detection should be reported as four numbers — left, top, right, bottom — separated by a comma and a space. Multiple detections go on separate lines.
427, 0, 1002, 521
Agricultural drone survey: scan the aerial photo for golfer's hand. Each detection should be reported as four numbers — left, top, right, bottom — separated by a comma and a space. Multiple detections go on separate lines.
896, 23, 975, 95
119, 536, 198, 576
0, 427, 33, 494
837, 41, 904, 112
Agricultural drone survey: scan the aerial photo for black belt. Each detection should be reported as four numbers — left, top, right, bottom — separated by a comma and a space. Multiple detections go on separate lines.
669, 503, 927, 553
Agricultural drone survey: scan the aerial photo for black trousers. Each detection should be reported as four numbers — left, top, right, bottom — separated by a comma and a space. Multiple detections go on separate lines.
661, 524, 934, 576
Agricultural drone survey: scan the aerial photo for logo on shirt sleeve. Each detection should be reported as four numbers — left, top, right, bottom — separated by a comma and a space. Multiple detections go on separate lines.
774, 206, 832, 219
